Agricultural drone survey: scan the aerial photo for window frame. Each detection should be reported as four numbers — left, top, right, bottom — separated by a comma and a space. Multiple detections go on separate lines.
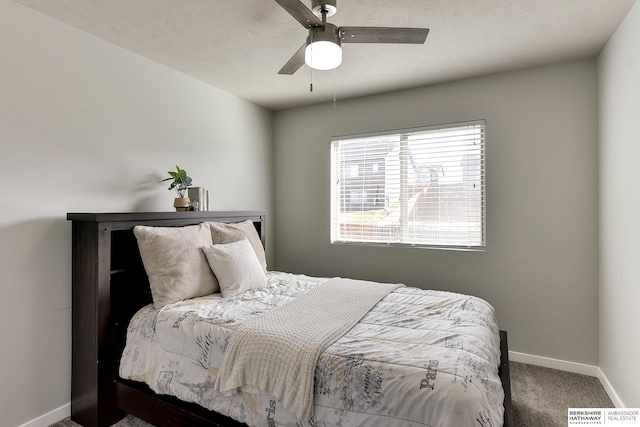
330, 120, 486, 251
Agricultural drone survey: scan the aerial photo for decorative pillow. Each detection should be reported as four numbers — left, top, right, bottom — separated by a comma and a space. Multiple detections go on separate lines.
133, 223, 219, 309
201, 238, 267, 298
207, 220, 267, 271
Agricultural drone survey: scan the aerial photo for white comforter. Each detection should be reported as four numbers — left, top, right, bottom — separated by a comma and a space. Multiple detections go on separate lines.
120, 271, 505, 427
216, 278, 404, 421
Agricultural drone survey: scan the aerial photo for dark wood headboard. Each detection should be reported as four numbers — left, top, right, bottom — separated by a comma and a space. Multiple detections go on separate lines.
67, 211, 267, 427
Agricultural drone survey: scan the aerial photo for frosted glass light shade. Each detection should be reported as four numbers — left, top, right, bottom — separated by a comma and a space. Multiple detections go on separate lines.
305, 41, 342, 70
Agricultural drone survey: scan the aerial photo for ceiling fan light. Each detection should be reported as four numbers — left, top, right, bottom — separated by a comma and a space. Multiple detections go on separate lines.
305, 40, 342, 70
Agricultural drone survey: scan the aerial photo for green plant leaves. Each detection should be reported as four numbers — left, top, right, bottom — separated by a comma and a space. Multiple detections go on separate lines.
161, 165, 193, 197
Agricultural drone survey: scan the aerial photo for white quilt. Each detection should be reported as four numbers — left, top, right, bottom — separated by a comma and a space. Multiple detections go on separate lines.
216, 277, 403, 420
120, 271, 505, 427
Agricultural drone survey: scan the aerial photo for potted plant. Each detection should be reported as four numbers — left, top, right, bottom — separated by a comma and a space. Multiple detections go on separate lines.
162, 165, 193, 211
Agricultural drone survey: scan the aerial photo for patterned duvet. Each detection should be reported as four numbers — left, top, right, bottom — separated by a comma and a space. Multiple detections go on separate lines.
120, 271, 505, 427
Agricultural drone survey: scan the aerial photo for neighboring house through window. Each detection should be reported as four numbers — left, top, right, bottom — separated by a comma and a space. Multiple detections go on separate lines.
330, 120, 486, 250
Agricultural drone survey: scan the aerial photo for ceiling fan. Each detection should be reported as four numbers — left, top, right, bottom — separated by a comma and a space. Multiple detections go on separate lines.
275, 0, 430, 75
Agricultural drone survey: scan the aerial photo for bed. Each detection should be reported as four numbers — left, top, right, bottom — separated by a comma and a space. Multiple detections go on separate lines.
67, 211, 513, 427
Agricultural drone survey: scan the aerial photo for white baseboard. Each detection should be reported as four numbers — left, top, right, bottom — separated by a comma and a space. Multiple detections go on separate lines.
17, 403, 70, 427
509, 351, 600, 376
509, 351, 623, 408
597, 368, 625, 408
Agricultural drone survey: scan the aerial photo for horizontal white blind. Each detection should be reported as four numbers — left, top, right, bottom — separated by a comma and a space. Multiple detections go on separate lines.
330, 120, 485, 250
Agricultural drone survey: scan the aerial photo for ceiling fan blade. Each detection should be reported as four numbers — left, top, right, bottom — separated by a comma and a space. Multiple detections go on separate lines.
340, 27, 429, 44
274, 0, 323, 29
278, 43, 307, 75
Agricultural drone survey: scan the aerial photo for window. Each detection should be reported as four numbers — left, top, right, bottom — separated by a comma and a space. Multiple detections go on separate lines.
330, 120, 485, 250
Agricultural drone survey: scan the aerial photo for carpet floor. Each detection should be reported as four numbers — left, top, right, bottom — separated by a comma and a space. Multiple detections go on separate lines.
510, 361, 612, 426
51, 361, 614, 427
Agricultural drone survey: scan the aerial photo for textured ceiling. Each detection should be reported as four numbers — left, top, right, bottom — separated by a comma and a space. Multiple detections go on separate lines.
11, 0, 636, 111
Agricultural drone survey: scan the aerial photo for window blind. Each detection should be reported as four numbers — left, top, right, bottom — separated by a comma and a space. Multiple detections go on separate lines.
330, 120, 485, 250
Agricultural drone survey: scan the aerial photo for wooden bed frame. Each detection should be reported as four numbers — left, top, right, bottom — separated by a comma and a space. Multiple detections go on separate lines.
67, 211, 514, 427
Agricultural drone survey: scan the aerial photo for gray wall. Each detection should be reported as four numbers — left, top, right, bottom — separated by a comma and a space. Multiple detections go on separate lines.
274, 59, 599, 365
598, 0, 640, 408
0, 2, 273, 426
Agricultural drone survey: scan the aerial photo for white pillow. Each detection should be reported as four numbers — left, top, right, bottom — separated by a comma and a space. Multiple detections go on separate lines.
133, 223, 219, 309
201, 238, 267, 298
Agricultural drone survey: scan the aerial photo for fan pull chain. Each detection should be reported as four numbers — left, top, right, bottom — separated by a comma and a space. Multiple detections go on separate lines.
333, 68, 337, 108
309, 35, 314, 92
